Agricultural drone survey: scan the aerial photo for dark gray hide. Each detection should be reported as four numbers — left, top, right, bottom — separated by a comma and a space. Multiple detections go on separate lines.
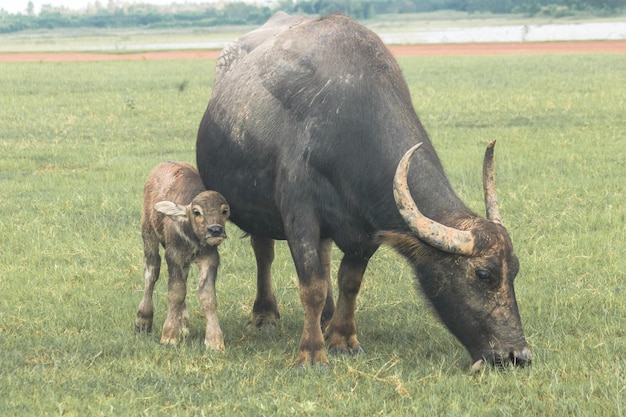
196, 12, 531, 368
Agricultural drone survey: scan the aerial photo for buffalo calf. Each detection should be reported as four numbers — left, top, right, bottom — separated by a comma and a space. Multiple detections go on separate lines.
134, 161, 230, 350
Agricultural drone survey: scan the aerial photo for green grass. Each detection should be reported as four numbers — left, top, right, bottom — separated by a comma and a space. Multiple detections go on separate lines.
1, 53, 625, 416
0, 25, 253, 53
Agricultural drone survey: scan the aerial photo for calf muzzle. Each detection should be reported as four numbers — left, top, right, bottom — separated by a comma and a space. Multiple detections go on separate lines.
204, 224, 226, 246
207, 224, 225, 237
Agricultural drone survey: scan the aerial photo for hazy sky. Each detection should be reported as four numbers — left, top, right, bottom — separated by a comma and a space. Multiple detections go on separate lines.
0, 0, 207, 14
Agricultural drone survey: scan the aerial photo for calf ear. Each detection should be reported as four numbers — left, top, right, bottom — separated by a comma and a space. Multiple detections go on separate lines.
154, 201, 188, 222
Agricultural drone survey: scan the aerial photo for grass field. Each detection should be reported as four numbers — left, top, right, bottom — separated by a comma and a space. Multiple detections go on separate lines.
1, 52, 625, 415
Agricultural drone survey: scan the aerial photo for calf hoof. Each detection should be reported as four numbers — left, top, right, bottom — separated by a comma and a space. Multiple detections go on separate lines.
205, 337, 225, 352
160, 323, 188, 345
160, 333, 180, 345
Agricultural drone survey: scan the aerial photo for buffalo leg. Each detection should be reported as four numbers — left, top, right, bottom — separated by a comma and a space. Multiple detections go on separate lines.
135, 229, 161, 333
285, 226, 329, 366
160, 252, 190, 345
325, 255, 369, 355
249, 235, 281, 328
197, 253, 224, 351
319, 238, 335, 329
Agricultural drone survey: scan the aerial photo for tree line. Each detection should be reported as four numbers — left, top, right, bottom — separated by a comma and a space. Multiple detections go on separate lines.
1, 0, 624, 34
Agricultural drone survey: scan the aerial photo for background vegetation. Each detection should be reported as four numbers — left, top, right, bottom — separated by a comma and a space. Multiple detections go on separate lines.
1, 0, 625, 33
1, 50, 625, 414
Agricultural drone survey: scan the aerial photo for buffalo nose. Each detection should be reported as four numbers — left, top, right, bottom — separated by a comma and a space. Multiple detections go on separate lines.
207, 224, 224, 237
511, 347, 532, 367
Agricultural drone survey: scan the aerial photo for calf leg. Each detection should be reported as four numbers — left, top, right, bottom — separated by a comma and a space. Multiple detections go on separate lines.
135, 228, 161, 333
325, 255, 370, 355
249, 235, 280, 328
197, 253, 225, 351
160, 251, 190, 345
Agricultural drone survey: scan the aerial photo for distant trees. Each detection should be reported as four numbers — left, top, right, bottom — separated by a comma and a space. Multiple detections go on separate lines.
0, 2, 274, 33
0, 0, 624, 34
463, 0, 626, 14
281, 0, 625, 16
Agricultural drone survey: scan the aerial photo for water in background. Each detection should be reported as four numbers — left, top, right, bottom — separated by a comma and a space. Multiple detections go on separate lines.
109, 21, 626, 51
379, 21, 626, 44
5, 20, 625, 52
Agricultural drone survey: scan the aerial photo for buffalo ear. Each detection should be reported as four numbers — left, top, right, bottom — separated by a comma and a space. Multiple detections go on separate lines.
154, 201, 188, 222
376, 231, 428, 261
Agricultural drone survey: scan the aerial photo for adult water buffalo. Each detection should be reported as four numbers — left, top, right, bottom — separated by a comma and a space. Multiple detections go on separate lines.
196, 12, 531, 369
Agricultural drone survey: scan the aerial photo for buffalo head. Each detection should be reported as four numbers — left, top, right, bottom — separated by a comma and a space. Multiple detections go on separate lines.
379, 141, 531, 370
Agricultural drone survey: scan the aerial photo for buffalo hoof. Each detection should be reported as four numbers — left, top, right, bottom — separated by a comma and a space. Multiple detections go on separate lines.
294, 349, 330, 369
294, 362, 331, 371
328, 345, 365, 356
248, 311, 279, 329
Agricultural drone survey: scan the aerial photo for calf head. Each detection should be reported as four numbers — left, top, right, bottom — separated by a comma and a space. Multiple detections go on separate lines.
155, 191, 230, 246
379, 142, 531, 370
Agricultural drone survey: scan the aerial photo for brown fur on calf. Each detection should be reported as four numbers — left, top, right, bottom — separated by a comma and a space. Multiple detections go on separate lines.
134, 161, 230, 351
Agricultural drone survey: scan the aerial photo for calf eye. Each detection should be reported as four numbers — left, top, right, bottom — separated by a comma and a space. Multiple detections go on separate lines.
476, 269, 492, 282
192, 209, 202, 217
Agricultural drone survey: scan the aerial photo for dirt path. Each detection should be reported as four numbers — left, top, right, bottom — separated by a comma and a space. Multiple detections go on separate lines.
389, 40, 626, 56
0, 40, 624, 62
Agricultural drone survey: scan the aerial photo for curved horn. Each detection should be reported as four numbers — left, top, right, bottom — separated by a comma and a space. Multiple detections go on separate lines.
483, 140, 502, 224
393, 143, 475, 255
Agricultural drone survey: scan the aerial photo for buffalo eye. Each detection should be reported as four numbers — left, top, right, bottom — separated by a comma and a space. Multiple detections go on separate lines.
476, 269, 492, 282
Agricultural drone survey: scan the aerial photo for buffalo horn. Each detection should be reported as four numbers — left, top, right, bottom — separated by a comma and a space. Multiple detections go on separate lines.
483, 140, 503, 224
393, 143, 475, 255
